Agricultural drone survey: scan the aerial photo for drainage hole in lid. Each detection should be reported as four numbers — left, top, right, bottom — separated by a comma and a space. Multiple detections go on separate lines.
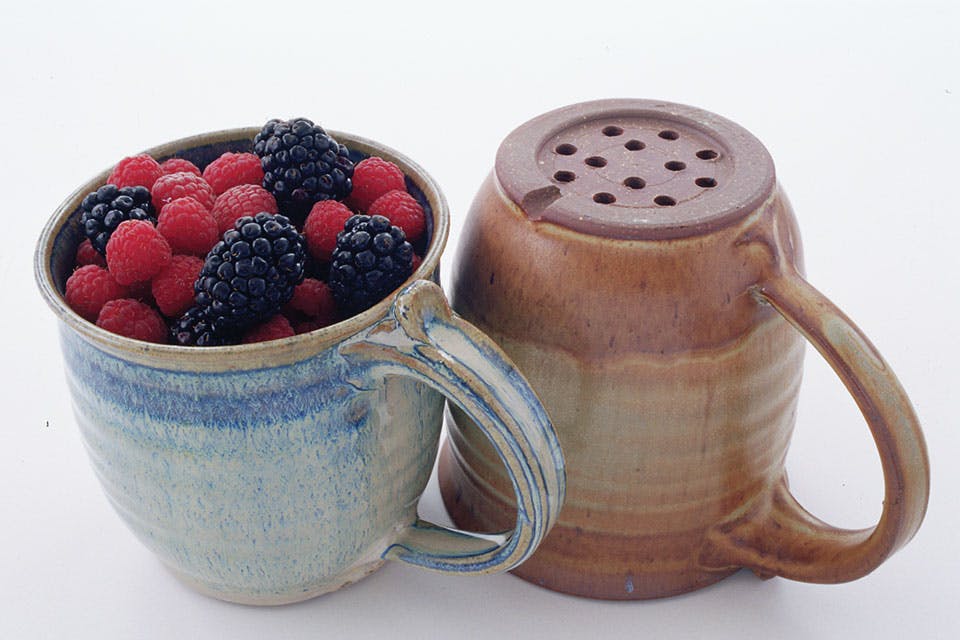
696, 149, 718, 160
624, 139, 645, 151
623, 177, 646, 189
654, 195, 677, 206
665, 161, 686, 171
554, 170, 576, 183
585, 156, 607, 168
695, 177, 717, 188
602, 125, 624, 137
593, 192, 616, 204
555, 143, 577, 155
658, 130, 679, 140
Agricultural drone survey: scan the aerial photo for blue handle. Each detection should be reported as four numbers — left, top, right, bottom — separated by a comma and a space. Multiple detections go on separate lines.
340, 280, 565, 574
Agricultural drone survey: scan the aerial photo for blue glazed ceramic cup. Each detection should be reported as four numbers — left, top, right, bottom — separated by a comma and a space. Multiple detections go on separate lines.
35, 129, 565, 605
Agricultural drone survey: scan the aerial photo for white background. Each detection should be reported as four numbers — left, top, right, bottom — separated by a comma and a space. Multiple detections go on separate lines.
2, 1, 958, 638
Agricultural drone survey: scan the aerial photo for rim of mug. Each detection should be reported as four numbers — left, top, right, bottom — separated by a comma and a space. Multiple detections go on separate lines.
34, 127, 450, 371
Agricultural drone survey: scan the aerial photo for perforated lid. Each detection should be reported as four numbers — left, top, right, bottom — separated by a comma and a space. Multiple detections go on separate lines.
495, 99, 776, 240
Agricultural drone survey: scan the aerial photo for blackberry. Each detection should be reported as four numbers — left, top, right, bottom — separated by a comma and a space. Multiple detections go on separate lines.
329, 215, 414, 315
171, 306, 233, 347
79, 184, 155, 255
193, 212, 306, 336
253, 117, 354, 218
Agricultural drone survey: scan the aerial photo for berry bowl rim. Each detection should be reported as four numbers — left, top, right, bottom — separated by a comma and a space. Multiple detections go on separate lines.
34, 127, 450, 372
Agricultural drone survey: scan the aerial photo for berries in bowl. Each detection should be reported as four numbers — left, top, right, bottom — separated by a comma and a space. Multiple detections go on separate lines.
44, 118, 436, 347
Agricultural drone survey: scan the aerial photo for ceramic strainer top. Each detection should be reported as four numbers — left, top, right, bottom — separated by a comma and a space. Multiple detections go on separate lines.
495, 98, 776, 240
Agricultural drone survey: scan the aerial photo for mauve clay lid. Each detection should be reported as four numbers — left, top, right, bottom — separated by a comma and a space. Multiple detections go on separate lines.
495, 98, 776, 240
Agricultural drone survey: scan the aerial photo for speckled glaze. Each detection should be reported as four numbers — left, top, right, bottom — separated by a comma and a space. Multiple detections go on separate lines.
35, 129, 565, 605
440, 100, 930, 599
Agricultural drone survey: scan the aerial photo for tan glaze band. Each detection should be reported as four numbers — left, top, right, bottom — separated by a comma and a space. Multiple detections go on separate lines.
699, 215, 929, 581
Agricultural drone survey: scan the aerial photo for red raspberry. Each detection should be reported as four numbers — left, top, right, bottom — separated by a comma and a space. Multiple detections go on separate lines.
152, 172, 216, 210
202, 152, 264, 196
159, 157, 201, 177
348, 157, 406, 211
368, 190, 425, 242
211, 184, 279, 235
96, 298, 168, 343
303, 200, 353, 262
157, 197, 219, 257
283, 278, 338, 327
152, 255, 203, 317
411, 253, 423, 273
241, 314, 295, 344
106, 220, 172, 285
75, 239, 106, 268
107, 154, 163, 190
65, 265, 129, 321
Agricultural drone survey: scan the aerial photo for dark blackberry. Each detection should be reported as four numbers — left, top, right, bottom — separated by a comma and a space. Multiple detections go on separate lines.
329, 215, 414, 315
171, 306, 234, 347
193, 212, 306, 335
79, 184, 155, 255
253, 117, 354, 219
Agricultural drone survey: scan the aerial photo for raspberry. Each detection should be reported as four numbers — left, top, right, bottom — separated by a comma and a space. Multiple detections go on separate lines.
106, 220, 172, 285
303, 200, 353, 262
65, 265, 128, 322
211, 184, 279, 235
152, 254, 204, 317
202, 152, 264, 196
283, 278, 337, 327
411, 253, 423, 273
152, 172, 216, 210
241, 314, 295, 344
96, 298, 168, 343
368, 190, 426, 242
75, 239, 106, 268
157, 197, 219, 257
159, 157, 201, 176
348, 156, 406, 211
107, 154, 163, 190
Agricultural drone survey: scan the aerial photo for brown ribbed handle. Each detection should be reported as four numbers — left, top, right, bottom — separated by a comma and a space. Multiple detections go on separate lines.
700, 270, 930, 582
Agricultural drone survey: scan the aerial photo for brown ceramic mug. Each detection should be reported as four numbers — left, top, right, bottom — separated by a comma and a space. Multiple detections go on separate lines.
439, 99, 930, 599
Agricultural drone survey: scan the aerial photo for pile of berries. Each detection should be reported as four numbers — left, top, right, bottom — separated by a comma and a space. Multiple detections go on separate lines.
65, 117, 427, 345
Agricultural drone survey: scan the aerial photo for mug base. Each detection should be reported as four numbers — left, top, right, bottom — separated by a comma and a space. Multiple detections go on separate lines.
164, 559, 386, 606
507, 562, 738, 601
438, 442, 738, 600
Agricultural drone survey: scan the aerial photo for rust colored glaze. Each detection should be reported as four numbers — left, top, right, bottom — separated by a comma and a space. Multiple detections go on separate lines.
439, 99, 929, 600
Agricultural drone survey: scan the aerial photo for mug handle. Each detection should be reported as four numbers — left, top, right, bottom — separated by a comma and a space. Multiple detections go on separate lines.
700, 263, 930, 582
339, 280, 565, 574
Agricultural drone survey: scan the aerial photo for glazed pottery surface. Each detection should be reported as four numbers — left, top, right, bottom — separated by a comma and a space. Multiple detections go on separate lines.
35, 129, 564, 605
439, 99, 930, 599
